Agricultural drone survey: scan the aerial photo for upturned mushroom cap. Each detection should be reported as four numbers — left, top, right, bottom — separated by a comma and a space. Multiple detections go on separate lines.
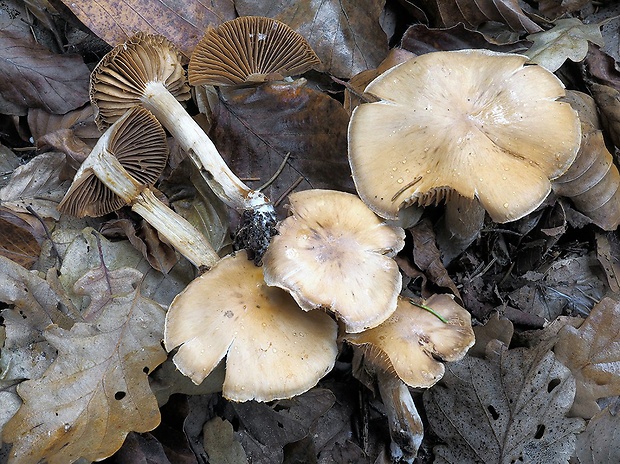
164, 250, 338, 402
188, 16, 321, 86
348, 49, 581, 222
345, 294, 475, 388
91, 33, 191, 129
262, 189, 405, 333
58, 106, 168, 217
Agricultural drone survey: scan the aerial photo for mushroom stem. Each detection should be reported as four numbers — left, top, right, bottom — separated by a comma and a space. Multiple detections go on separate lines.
88, 148, 220, 269
376, 371, 423, 462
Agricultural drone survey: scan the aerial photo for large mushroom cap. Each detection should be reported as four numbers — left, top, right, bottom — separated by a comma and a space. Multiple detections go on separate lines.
348, 49, 581, 222
58, 106, 168, 217
262, 189, 405, 333
188, 16, 321, 86
91, 33, 191, 129
345, 294, 475, 388
164, 250, 338, 402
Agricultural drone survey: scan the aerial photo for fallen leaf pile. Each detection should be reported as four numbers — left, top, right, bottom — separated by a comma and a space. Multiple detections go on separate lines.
2, 0, 620, 462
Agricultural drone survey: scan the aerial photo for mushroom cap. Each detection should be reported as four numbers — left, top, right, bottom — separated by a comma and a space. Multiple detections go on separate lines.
348, 49, 581, 222
91, 32, 191, 129
188, 16, 321, 86
163, 250, 338, 402
345, 294, 475, 388
58, 106, 168, 217
262, 189, 405, 333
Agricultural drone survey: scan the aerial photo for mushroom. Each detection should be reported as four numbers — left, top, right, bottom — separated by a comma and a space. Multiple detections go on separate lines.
164, 250, 338, 402
262, 189, 405, 333
348, 49, 581, 223
344, 294, 475, 388
188, 16, 320, 86
89, 32, 275, 259
58, 106, 219, 269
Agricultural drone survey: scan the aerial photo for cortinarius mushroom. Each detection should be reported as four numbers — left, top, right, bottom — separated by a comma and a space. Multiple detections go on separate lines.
262, 189, 405, 333
90, 32, 275, 259
345, 294, 475, 388
189, 16, 320, 86
58, 107, 219, 269
164, 250, 338, 402
348, 49, 581, 223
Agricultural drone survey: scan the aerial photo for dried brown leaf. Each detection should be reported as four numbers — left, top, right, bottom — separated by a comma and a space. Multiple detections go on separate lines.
0, 1, 89, 115
554, 297, 620, 419
575, 400, 620, 464
208, 81, 352, 206
537, 0, 589, 19
416, 0, 542, 34
0, 216, 41, 268
596, 232, 620, 293
424, 341, 584, 463
3, 266, 167, 463
469, 312, 514, 358
235, 0, 388, 78
58, 0, 235, 58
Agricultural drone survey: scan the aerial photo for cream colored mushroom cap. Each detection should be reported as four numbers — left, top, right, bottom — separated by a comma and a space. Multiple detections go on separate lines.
345, 294, 475, 388
262, 189, 405, 333
164, 250, 338, 402
348, 49, 581, 222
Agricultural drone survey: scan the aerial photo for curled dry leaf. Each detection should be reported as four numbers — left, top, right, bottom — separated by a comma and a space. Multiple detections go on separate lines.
58, 0, 236, 58
3, 266, 167, 464
554, 297, 620, 419
526, 18, 605, 72
424, 340, 585, 463
235, 0, 389, 78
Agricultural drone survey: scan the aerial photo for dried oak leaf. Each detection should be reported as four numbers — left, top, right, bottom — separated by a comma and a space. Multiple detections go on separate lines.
554, 297, 620, 419
58, 0, 235, 58
415, 0, 541, 34
575, 400, 620, 464
526, 18, 605, 72
424, 340, 584, 463
209, 81, 353, 205
3, 266, 167, 463
235, 0, 388, 78
0, 2, 89, 115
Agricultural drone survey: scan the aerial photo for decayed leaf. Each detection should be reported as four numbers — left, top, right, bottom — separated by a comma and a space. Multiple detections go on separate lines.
537, 0, 589, 19
203, 417, 247, 464
0, 152, 69, 220
209, 80, 353, 205
235, 0, 388, 78
596, 232, 620, 293
526, 18, 605, 72
590, 83, 620, 150
554, 297, 620, 419
58, 0, 235, 58
424, 341, 584, 463
3, 265, 167, 463
416, 0, 541, 34
0, 216, 41, 269
0, 1, 89, 115
575, 400, 620, 464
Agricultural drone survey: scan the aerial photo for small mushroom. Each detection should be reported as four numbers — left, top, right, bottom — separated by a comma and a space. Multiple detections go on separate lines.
262, 189, 405, 333
344, 294, 475, 388
189, 16, 320, 86
164, 250, 338, 402
348, 49, 581, 223
90, 32, 275, 259
58, 106, 218, 269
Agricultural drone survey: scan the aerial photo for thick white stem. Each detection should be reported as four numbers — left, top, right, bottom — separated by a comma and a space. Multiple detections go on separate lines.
90, 150, 220, 269
142, 82, 271, 212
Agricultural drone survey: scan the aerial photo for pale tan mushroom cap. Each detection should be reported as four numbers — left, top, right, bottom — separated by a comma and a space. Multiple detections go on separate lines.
189, 16, 321, 86
348, 49, 581, 222
345, 294, 475, 388
164, 250, 338, 402
91, 33, 191, 129
58, 106, 168, 217
262, 189, 405, 333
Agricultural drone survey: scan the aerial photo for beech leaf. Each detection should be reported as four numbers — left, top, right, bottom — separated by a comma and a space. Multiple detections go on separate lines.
3, 266, 167, 463
554, 297, 620, 419
58, 0, 235, 58
526, 18, 605, 72
235, 0, 388, 78
424, 341, 584, 463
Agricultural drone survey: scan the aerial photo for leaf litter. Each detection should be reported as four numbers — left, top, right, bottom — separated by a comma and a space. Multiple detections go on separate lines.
1, 0, 620, 462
